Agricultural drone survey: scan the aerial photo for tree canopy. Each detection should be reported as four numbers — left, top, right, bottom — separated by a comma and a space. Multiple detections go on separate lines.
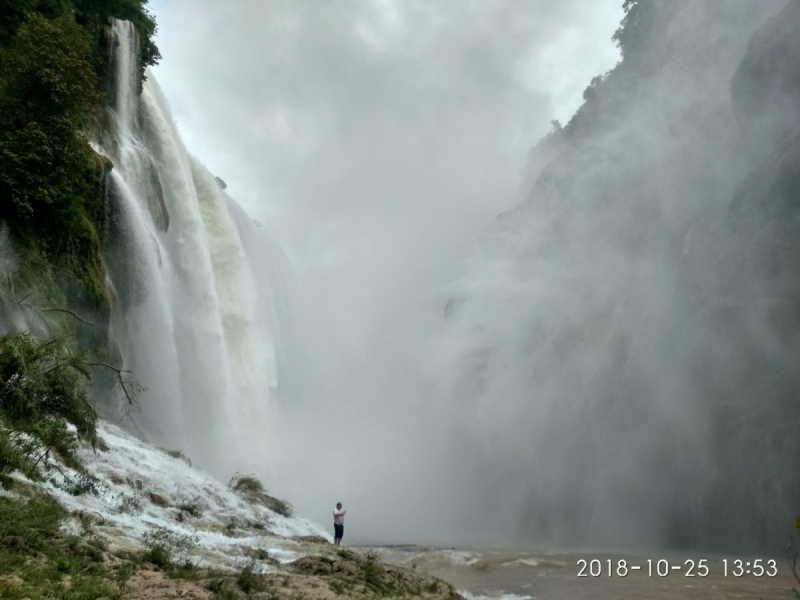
0, 0, 159, 308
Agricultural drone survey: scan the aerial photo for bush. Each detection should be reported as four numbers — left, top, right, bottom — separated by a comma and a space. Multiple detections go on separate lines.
207, 578, 242, 600
115, 492, 143, 515
236, 561, 265, 594
228, 473, 294, 517
66, 470, 101, 496
228, 473, 264, 497
169, 560, 200, 581
264, 496, 294, 518
0, 332, 97, 441
0, 332, 99, 483
0, 427, 31, 479
143, 543, 171, 568
249, 516, 271, 530
177, 495, 205, 518
141, 528, 196, 568
364, 549, 382, 562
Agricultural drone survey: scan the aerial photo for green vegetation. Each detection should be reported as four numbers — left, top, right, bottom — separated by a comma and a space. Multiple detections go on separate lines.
0, 494, 123, 600
177, 495, 205, 518
0, 491, 256, 600
207, 577, 245, 600
115, 491, 144, 514
228, 472, 295, 517
0, 0, 159, 310
291, 551, 460, 600
141, 527, 197, 568
236, 561, 267, 594
0, 332, 98, 482
229, 473, 265, 496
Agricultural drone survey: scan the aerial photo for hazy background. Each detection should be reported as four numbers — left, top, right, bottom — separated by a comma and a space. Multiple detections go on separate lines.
145, 0, 624, 542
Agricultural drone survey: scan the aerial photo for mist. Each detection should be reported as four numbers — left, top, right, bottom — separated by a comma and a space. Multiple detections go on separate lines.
431, 0, 799, 552
146, 0, 623, 544
142, 0, 800, 552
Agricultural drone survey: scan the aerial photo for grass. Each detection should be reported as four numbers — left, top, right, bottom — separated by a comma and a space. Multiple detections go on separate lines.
291, 549, 459, 600
177, 495, 205, 518
249, 516, 271, 530
329, 579, 347, 595
229, 473, 265, 497
168, 560, 203, 581
115, 492, 144, 515
0, 460, 457, 600
364, 548, 382, 562
142, 528, 197, 569
207, 577, 244, 600
236, 561, 266, 594
0, 489, 273, 599
0, 494, 121, 600
228, 473, 294, 517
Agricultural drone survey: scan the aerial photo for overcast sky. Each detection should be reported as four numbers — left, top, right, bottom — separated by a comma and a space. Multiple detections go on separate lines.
147, 1, 622, 274
144, 0, 626, 535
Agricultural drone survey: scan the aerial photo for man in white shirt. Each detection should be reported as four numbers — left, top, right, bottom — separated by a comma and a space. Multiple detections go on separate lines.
333, 502, 346, 546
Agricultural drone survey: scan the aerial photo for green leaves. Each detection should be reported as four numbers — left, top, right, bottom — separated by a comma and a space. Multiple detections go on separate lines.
1, 15, 100, 123
0, 14, 105, 306
0, 332, 98, 462
0, 2, 158, 308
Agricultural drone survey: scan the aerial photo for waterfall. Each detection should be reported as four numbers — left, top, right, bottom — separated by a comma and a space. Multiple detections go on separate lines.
98, 20, 283, 476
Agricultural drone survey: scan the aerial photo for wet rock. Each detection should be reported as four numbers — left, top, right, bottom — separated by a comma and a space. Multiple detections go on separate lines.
148, 492, 170, 507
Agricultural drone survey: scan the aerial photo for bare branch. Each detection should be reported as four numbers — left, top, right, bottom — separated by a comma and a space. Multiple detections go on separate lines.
788, 537, 800, 586
86, 362, 135, 405
15, 297, 52, 337
86, 362, 132, 374
46, 263, 77, 276
41, 307, 94, 327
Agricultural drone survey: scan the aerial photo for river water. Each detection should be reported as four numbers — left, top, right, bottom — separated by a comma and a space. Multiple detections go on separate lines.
361, 545, 797, 599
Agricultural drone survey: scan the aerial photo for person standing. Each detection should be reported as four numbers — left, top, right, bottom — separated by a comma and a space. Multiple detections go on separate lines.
333, 502, 346, 546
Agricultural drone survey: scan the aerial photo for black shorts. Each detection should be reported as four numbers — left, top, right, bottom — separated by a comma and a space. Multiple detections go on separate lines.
334, 523, 344, 538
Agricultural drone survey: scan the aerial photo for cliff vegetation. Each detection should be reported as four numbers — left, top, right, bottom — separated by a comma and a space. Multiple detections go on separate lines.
0, 0, 159, 313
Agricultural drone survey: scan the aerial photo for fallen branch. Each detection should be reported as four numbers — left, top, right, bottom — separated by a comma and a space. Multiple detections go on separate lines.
15, 297, 52, 337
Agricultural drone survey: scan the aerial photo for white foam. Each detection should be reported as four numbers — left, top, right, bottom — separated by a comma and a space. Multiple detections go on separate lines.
27, 420, 330, 570
460, 592, 534, 600
502, 558, 539, 568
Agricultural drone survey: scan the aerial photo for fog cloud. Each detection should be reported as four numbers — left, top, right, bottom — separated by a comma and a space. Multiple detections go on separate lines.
146, 0, 623, 542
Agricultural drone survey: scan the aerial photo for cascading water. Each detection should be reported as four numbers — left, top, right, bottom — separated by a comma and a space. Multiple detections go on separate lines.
97, 20, 283, 476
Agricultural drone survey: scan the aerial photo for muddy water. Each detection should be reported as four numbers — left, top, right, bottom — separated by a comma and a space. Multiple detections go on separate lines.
361, 546, 798, 599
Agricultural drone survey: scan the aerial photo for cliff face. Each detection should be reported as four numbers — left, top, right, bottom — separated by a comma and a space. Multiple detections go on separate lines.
0, 2, 160, 345
731, 0, 800, 283
732, 0, 800, 159
441, 0, 799, 552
